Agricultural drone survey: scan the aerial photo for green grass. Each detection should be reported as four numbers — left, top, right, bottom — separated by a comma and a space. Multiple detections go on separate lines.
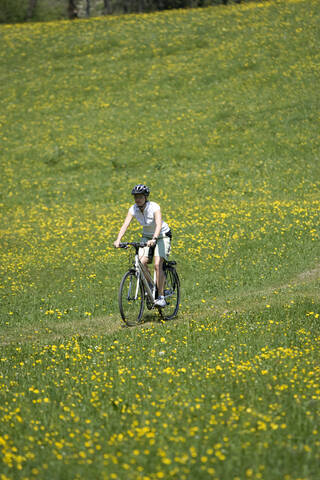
0, 0, 320, 478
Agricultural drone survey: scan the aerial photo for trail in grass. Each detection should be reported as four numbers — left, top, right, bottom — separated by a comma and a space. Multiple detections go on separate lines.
2, 264, 318, 346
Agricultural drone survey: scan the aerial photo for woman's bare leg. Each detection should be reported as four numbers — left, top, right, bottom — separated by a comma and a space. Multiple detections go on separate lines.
154, 256, 165, 296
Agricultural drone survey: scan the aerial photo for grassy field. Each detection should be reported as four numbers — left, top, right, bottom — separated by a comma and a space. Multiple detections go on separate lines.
1, 0, 320, 478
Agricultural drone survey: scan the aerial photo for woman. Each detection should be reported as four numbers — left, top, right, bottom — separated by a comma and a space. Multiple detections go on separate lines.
114, 184, 172, 307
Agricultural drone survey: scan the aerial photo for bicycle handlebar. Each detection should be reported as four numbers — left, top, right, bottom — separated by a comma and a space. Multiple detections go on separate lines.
118, 242, 147, 249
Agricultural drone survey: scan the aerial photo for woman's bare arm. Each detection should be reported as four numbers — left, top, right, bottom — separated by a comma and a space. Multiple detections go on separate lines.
114, 212, 133, 247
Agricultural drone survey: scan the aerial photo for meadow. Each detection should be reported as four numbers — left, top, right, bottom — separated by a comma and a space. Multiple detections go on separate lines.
0, 0, 320, 478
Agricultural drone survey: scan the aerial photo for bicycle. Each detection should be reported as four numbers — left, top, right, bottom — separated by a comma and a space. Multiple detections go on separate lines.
117, 242, 180, 326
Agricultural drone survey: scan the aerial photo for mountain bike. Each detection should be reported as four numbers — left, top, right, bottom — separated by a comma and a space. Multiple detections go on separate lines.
118, 242, 180, 326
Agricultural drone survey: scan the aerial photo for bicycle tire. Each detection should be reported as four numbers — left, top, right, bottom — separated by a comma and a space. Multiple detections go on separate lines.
119, 271, 145, 326
159, 267, 180, 321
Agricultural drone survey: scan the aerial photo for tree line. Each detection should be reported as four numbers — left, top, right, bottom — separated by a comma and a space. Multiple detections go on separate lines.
1, 0, 245, 23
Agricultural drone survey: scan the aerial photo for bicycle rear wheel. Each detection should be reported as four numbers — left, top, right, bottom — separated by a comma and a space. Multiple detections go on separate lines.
119, 271, 145, 326
159, 267, 180, 321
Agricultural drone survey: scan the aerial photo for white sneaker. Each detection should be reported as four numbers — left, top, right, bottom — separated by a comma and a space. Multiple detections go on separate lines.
154, 296, 166, 308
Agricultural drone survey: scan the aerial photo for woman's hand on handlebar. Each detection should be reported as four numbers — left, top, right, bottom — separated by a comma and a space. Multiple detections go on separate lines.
147, 239, 156, 247
114, 239, 121, 248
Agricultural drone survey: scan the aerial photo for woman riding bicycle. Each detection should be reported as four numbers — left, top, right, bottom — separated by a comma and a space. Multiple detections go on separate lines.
114, 184, 172, 308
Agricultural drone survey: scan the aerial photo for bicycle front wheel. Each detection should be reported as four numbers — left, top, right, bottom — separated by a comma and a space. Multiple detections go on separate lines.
119, 271, 145, 326
160, 268, 180, 321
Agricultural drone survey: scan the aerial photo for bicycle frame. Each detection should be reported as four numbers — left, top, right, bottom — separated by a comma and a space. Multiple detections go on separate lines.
135, 254, 156, 303
123, 243, 157, 305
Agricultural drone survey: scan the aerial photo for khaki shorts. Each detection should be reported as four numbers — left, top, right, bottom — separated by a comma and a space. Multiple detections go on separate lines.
139, 236, 171, 261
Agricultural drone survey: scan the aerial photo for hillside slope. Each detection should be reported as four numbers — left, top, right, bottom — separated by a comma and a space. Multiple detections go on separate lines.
0, 3, 319, 476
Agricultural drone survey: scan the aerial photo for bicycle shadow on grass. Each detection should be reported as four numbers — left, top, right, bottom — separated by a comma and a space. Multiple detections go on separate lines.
121, 312, 165, 329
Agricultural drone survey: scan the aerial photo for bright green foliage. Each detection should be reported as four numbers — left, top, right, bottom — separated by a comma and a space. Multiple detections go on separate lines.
0, 0, 320, 478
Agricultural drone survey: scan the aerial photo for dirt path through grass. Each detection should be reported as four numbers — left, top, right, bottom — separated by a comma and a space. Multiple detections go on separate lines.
2, 264, 319, 346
